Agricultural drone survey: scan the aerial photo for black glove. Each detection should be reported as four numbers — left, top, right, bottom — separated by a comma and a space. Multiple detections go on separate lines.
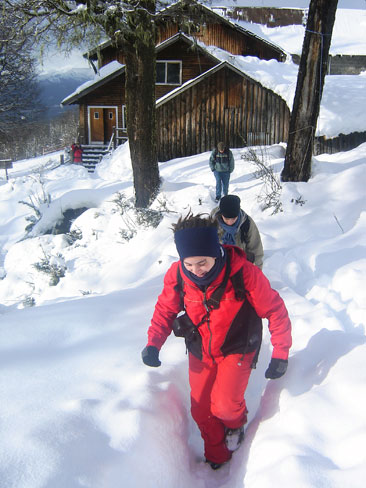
265, 358, 288, 379
141, 346, 161, 367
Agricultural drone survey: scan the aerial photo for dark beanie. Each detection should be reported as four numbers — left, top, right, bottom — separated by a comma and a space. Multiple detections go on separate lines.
174, 227, 221, 260
219, 195, 241, 218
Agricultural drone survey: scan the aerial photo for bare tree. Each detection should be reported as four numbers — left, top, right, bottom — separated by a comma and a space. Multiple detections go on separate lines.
0, 8, 41, 153
281, 0, 338, 182
4, 0, 206, 207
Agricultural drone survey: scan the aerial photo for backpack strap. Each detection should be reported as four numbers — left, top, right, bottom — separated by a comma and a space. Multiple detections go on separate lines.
174, 265, 185, 311
239, 217, 250, 243
229, 267, 246, 301
228, 267, 262, 368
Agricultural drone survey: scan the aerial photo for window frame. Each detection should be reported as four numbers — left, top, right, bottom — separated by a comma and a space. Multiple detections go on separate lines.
122, 105, 127, 130
156, 60, 182, 86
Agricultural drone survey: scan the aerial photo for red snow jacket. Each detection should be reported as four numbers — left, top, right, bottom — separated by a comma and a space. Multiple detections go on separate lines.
71, 144, 83, 163
147, 246, 291, 364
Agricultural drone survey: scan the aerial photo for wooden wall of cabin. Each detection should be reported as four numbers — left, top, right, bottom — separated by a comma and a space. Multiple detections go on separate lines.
97, 46, 127, 68
157, 22, 284, 61
156, 68, 290, 161
156, 39, 217, 99
194, 23, 284, 61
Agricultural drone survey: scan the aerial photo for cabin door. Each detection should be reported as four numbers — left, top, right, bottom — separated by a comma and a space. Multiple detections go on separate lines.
89, 106, 117, 144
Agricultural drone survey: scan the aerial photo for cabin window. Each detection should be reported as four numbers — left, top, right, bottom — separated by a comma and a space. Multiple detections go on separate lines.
94, 112, 99, 119
109, 112, 114, 119
156, 61, 182, 85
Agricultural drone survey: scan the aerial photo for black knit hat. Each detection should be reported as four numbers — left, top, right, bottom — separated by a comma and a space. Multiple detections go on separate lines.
219, 195, 241, 218
174, 227, 221, 260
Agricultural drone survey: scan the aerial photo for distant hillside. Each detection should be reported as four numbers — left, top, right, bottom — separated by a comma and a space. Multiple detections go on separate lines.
38, 68, 94, 119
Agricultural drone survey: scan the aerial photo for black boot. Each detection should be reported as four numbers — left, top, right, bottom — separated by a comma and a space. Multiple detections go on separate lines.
225, 426, 244, 451
205, 459, 226, 470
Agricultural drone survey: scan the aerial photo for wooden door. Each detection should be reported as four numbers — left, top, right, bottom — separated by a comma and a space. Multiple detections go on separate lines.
89, 107, 117, 144
104, 109, 116, 143
90, 108, 104, 143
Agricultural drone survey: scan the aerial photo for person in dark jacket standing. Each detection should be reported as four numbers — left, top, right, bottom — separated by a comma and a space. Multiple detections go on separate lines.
209, 142, 234, 202
141, 212, 292, 470
211, 195, 264, 269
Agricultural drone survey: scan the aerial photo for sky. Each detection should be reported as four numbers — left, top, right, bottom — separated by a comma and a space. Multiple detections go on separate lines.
0, 129, 365, 487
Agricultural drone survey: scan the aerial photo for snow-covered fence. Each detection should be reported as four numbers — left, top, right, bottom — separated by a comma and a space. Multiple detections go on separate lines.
0, 159, 13, 180
314, 131, 366, 155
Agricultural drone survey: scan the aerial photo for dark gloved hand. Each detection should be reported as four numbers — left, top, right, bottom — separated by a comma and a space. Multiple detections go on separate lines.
141, 346, 161, 367
265, 358, 288, 379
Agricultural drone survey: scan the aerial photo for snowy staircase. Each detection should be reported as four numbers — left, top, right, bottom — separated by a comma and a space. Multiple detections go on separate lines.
81, 145, 109, 173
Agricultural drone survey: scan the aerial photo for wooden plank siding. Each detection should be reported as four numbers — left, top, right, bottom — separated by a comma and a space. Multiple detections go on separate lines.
98, 46, 127, 69
155, 39, 217, 99
157, 21, 284, 61
156, 66, 290, 161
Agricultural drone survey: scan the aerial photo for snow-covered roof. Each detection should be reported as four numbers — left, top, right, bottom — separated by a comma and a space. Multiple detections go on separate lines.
64, 33, 220, 107
214, 8, 366, 56
155, 31, 219, 63
61, 61, 125, 106
156, 43, 366, 138
161, 1, 287, 57
83, 2, 286, 61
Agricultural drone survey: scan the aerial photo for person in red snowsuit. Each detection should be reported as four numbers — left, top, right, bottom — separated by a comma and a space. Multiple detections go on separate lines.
142, 212, 291, 469
71, 143, 83, 163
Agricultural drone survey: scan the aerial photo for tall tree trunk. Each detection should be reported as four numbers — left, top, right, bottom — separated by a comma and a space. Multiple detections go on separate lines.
125, 1, 160, 208
281, 0, 338, 182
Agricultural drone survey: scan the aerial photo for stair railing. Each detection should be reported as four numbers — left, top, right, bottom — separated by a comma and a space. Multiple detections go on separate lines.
107, 132, 115, 152
113, 126, 128, 148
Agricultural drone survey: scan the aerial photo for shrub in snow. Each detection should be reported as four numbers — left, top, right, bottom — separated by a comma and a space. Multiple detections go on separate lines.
32, 251, 66, 286
291, 195, 306, 206
22, 296, 36, 308
241, 147, 283, 215
110, 191, 163, 242
19, 174, 51, 234
66, 228, 83, 244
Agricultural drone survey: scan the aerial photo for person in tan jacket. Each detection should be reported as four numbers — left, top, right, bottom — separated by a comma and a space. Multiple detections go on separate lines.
211, 195, 264, 269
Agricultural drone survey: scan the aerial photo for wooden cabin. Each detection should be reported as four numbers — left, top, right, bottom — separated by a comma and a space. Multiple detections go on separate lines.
156, 61, 290, 161
61, 2, 290, 161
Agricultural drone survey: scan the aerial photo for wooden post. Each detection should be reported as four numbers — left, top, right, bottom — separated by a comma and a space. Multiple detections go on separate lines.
0, 160, 13, 180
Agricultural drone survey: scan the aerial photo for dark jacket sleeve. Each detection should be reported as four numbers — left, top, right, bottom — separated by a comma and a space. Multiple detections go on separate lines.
245, 216, 264, 269
209, 150, 216, 171
229, 150, 235, 173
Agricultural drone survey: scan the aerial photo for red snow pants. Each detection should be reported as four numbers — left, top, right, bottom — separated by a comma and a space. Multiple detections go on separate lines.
189, 351, 255, 464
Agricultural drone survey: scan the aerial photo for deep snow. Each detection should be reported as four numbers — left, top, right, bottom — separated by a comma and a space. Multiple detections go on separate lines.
1, 2, 365, 486
0, 138, 365, 487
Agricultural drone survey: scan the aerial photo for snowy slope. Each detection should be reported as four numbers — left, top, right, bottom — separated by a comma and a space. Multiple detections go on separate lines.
0, 138, 365, 487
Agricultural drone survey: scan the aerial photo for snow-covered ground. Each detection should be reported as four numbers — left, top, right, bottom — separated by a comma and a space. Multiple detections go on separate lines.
0, 136, 365, 487
1, 3, 365, 486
